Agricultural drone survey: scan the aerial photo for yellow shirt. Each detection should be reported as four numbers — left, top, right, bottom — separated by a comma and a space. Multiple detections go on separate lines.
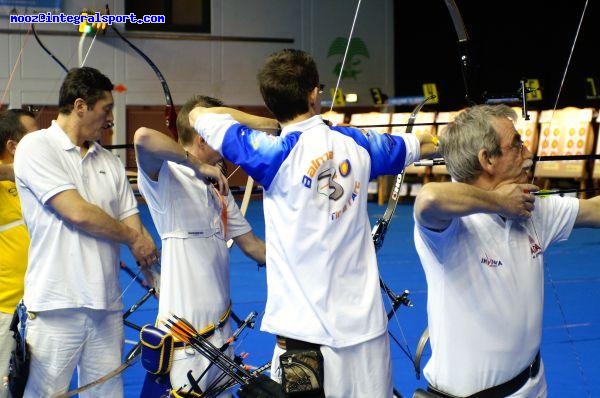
0, 180, 29, 314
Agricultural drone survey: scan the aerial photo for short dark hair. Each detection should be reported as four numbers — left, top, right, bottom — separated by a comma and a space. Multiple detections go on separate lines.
58, 67, 113, 114
176, 95, 224, 146
0, 109, 35, 155
257, 49, 319, 123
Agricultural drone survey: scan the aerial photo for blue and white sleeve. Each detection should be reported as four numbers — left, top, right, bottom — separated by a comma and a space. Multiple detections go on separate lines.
332, 126, 420, 179
194, 113, 299, 189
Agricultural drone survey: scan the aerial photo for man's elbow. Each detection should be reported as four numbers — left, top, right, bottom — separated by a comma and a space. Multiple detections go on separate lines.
414, 184, 442, 218
60, 206, 91, 229
133, 127, 153, 148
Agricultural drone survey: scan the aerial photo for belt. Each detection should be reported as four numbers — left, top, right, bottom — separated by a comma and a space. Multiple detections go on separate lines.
276, 335, 321, 351
428, 351, 541, 398
170, 304, 232, 349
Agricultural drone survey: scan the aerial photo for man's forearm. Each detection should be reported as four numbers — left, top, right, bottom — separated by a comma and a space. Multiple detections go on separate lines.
415, 182, 502, 230
418, 183, 501, 217
49, 189, 140, 246
235, 231, 266, 265
134, 127, 189, 179
415, 181, 537, 230
72, 201, 141, 246
190, 107, 279, 133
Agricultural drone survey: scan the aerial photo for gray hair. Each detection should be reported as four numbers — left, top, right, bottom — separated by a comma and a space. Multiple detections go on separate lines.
439, 104, 517, 183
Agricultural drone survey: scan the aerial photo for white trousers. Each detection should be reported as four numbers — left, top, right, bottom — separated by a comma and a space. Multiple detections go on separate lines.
23, 308, 123, 398
0, 311, 15, 398
510, 361, 547, 398
270, 332, 393, 398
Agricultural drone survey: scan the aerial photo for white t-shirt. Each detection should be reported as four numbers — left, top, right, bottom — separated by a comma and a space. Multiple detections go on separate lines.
14, 121, 138, 312
414, 194, 579, 396
137, 160, 251, 330
194, 113, 420, 348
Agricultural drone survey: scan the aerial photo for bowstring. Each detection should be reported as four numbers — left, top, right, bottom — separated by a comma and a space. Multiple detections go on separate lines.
329, 0, 362, 113
530, 0, 589, 186
79, 30, 98, 67
331, 0, 416, 371
528, 1, 591, 395
0, 24, 33, 108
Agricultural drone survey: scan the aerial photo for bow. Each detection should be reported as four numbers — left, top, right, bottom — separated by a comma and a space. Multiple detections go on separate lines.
105, 5, 178, 141
31, 23, 69, 73
54, 344, 141, 398
370, 95, 436, 381
443, 0, 483, 106
372, 95, 436, 252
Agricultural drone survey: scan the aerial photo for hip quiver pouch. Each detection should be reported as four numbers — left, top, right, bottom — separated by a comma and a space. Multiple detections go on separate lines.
140, 324, 175, 375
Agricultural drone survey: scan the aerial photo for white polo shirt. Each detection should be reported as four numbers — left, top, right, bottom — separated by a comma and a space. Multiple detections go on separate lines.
414, 194, 578, 396
137, 161, 251, 330
14, 121, 138, 312
194, 113, 420, 348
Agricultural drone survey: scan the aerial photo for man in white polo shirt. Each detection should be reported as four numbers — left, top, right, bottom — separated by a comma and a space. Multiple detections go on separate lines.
134, 95, 270, 395
14, 67, 158, 397
413, 104, 600, 397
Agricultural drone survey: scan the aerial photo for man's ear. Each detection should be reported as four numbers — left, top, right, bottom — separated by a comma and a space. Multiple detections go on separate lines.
308, 87, 319, 110
478, 148, 494, 172
74, 98, 87, 115
194, 135, 206, 148
6, 139, 18, 157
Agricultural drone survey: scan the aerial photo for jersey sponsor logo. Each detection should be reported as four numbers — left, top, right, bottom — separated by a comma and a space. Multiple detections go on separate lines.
528, 235, 542, 258
301, 151, 361, 221
338, 159, 351, 177
318, 168, 343, 200
390, 174, 403, 201
481, 253, 503, 267
330, 181, 360, 220
302, 151, 334, 188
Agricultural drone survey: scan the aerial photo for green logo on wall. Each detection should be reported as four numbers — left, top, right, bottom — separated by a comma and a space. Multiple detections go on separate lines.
327, 37, 370, 80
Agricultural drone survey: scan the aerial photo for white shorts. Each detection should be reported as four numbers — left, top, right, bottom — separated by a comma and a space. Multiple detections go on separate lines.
23, 307, 123, 398
270, 332, 393, 398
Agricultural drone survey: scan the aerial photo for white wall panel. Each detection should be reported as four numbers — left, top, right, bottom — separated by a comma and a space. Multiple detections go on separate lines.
2, 0, 394, 110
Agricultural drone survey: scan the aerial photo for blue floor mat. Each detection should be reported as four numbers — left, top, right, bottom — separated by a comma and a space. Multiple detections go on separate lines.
107, 200, 600, 397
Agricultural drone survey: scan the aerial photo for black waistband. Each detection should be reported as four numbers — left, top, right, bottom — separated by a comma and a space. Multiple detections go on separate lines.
276, 335, 321, 351
428, 351, 541, 398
